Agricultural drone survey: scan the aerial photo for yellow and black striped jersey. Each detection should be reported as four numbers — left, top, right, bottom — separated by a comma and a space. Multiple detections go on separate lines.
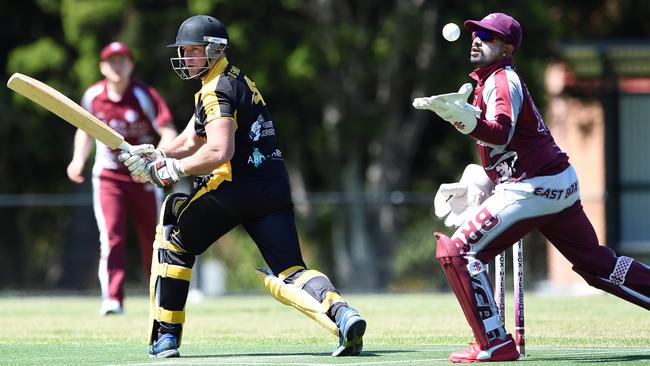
194, 57, 287, 181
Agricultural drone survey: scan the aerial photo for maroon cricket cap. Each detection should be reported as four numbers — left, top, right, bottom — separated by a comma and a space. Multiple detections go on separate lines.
100, 42, 133, 61
464, 13, 522, 50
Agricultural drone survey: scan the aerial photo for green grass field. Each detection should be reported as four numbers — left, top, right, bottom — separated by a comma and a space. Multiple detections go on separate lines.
1, 293, 649, 365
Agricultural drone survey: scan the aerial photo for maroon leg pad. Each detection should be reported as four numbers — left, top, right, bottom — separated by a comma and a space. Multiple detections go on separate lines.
573, 266, 650, 310
435, 232, 491, 349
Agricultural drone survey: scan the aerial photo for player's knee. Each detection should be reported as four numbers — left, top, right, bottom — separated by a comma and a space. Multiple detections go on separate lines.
282, 266, 345, 310
153, 192, 195, 259
575, 255, 634, 287
435, 232, 465, 259
257, 266, 341, 336
161, 192, 189, 226
436, 234, 489, 285
158, 247, 195, 268
284, 267, 337, 298
435, 232, 473, 274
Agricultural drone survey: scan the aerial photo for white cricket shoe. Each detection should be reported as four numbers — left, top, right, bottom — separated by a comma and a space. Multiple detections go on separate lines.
100, 299, 123, 316
449, 334, 520, 363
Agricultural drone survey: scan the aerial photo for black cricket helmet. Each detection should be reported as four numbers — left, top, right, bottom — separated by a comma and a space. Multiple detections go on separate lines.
168, 15, 229, 80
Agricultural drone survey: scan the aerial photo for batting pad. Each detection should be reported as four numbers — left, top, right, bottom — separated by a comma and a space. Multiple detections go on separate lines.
435, 232, 504, 348
148, 193, 192, 346
256, 267, 339, 336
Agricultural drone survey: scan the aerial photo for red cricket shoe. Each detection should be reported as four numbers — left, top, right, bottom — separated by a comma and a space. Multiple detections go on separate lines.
449, 334, 520, 363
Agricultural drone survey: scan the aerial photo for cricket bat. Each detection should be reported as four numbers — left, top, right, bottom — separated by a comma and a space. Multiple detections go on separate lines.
7, 73, 131, 150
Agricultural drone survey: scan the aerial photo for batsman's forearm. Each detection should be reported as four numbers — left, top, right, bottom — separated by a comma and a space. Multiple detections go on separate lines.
180, 143, 233, 176
161, 114, 202, 159
160, 131, 201, 160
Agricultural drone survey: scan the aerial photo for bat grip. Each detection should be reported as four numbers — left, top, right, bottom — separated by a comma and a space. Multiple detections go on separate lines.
118, 141, 133, 152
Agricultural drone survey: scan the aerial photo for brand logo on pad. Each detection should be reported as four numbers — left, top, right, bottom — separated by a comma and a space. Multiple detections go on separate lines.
452, 207, 499, 247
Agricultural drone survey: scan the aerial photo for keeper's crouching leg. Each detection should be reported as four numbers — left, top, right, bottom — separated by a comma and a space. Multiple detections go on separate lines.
435, 233, 519, 362
148, 193, 194, 350
256, 266, 366, 356
574, 254, 650, 310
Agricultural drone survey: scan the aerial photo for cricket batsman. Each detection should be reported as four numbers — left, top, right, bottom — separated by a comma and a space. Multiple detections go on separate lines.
118, 14, 366, 358
413, 12, 650, 363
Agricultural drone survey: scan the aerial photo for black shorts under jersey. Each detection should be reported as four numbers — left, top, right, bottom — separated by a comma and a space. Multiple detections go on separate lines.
175, 177, 305, 274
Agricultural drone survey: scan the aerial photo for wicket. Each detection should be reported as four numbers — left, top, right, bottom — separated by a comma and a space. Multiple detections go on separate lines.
494, 239, 525, 357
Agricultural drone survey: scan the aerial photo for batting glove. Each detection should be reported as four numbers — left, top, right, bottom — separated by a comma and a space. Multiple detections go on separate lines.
118, 144, 166, 177
147, 158, 186, 188
412, 83, 481, 134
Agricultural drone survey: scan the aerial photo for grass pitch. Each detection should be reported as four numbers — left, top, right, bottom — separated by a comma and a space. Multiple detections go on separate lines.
1, 293, 649, 365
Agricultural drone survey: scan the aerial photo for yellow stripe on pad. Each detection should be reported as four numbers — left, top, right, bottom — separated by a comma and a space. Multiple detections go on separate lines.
292, 269, 325, 287
321, 291, 345, 312
159, 239, 186, 254
278, 266, 306, 281
154, 307, 185, 324
154, 262, 192, 282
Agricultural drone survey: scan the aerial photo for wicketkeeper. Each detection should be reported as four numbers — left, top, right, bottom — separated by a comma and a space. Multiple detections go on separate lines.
118, 15, 366, 358
413, 12, 650, 363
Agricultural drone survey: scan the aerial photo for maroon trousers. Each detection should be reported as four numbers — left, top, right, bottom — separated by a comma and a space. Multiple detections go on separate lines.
475, 200, 650, 302
93, 175, 162, 303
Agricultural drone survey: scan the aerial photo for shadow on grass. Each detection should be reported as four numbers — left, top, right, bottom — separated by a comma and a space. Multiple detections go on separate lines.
535, 354, 650, 363
181, 349, 417, 359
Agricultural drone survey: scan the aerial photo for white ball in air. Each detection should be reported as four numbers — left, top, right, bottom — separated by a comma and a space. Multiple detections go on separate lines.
442, 23, 461, 42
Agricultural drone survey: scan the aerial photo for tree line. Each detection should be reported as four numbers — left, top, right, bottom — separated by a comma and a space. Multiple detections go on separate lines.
1, 0, 648, 290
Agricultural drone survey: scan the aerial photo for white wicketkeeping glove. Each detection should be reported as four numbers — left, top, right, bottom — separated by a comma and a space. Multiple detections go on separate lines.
147, 158, 186, 188
434, 183, 470, 227
412, 83, 482, 134
433, 164, 494, 228
117, 144, 166, 177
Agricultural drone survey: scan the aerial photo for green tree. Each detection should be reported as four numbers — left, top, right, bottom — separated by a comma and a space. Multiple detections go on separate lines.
3, 0, 650, 290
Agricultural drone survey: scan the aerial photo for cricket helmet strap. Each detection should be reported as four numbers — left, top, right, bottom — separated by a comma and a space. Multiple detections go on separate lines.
168, 15, 229, 80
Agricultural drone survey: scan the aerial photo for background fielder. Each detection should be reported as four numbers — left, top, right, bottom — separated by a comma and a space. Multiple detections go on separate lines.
66, 42, 177, 315
414, 12, 650, 363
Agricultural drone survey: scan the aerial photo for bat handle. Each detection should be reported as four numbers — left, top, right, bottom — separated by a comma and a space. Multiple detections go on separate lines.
118, 141, 133, 152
